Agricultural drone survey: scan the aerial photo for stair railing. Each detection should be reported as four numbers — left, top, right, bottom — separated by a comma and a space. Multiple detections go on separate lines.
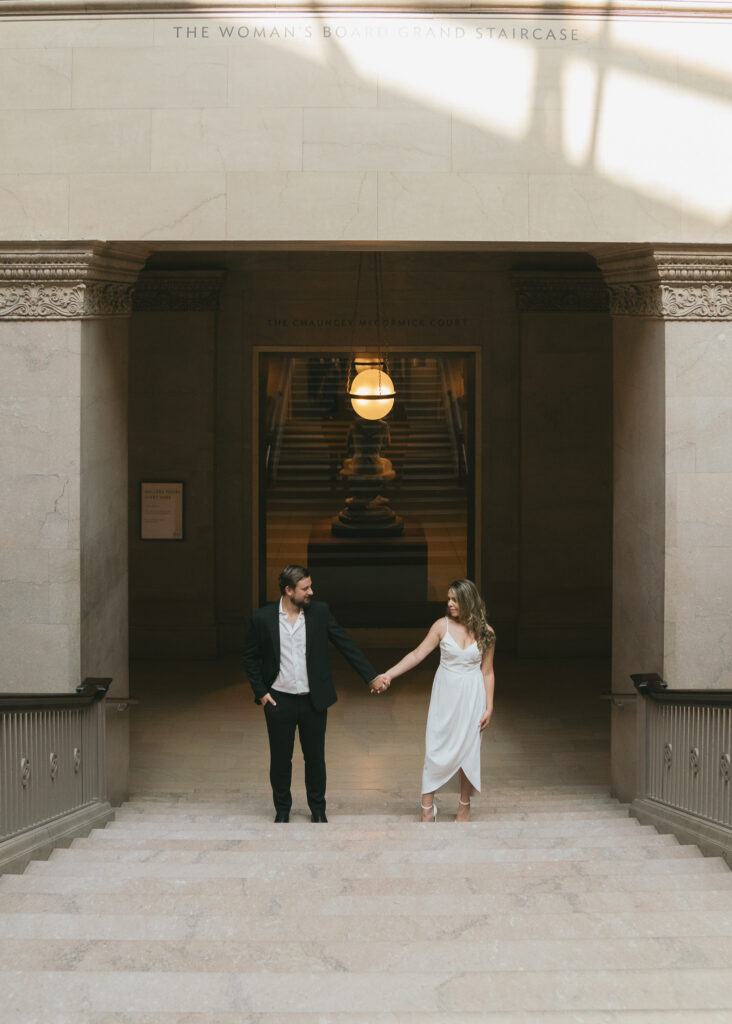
0, 679, 112, 858
265, 358, 293, 482
438, 358, 467, 477
630, 673, 732, 854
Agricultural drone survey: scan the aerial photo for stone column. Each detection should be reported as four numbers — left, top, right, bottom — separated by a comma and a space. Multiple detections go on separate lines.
511, 271, 613, 657
0, 243, 147, 802
597, 246, 732, 800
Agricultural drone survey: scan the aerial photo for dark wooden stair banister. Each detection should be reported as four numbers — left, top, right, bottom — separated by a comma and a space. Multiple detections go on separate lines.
631, 672, 732, 708
0, 677, 112, 711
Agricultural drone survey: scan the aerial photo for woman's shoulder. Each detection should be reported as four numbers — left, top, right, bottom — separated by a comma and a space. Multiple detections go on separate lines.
429, 617, 448, 638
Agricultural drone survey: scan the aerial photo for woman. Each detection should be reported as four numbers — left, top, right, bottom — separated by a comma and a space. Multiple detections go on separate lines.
382, 579, 495, 822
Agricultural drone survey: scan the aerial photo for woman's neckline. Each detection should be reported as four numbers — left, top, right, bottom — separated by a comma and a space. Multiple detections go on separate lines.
445, 617, 477, 651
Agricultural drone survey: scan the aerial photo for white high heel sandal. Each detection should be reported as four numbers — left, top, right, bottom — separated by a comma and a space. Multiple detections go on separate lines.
456, 799, 471, 822
420, 802, 437, 822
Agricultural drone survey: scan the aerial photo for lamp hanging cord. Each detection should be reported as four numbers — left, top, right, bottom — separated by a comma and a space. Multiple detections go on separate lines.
347, 253, 366, 395
375, 252, 385, 395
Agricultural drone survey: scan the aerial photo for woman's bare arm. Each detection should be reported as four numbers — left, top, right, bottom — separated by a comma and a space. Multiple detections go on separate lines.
383, 619, 445, 682
479, 639, 496, 731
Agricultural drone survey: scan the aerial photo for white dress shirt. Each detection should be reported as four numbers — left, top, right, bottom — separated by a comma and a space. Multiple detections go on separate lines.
271, 598, 309, 695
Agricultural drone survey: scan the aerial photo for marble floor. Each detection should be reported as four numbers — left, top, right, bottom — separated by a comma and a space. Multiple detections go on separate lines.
129, 649, 611, 813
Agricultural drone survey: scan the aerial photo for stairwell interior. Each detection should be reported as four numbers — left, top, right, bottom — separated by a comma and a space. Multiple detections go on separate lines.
262, 351, 473, 624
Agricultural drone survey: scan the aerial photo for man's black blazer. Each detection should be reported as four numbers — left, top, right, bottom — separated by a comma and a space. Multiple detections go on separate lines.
243, 600, 378, 712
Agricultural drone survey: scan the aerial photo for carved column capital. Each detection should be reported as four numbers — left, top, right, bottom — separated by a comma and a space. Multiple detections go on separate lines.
511, 272, 609, 313
132, 271, 226, 313
0, 243, 148, 320
595, 246, 732, 320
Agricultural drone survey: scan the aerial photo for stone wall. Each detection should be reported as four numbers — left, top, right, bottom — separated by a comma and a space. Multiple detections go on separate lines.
0, 7, 730, 245
664, 320, 732, 689
0, 318, 82, 691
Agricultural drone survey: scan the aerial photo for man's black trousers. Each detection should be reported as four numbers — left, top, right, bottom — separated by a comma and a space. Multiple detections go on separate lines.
263, 691, 327, 815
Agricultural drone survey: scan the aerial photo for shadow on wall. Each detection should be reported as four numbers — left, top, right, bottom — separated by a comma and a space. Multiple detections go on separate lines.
270, 3, 732, 235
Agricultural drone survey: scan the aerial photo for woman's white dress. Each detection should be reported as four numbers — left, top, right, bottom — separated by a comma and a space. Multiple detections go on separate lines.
422, 619, 486, 794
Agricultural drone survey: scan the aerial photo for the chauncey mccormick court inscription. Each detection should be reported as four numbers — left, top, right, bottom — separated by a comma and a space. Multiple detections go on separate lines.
167, 19, 582, 43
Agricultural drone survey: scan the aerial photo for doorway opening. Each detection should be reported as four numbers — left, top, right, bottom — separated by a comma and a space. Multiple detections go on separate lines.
257, 348, 478, 626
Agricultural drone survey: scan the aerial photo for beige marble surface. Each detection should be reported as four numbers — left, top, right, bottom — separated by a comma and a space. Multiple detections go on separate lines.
0, 320, 81, 690
0, 11, 731, 241
664, 322, 732, 690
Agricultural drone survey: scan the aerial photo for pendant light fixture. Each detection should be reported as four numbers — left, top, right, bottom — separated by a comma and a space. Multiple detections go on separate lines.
347, 254, 396, 420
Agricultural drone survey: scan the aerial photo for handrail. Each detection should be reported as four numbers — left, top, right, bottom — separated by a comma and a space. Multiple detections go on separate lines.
0, 677, 112, 711
265, 359, 293, 480
631, 672, 732, 708
438, 358, 469, 477
438, 359, 459, 476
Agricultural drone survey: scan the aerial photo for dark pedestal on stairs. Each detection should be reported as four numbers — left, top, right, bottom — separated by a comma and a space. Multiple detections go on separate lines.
307, 518, 429, 626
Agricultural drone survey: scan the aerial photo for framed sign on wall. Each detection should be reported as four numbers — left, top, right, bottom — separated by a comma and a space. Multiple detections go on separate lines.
140, 481, 185, 541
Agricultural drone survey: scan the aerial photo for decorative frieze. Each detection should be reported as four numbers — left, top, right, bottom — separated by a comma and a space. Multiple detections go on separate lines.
132, 271, 226, 313
0, 245, 147, 320
512, 272, 609, 313
596, 248, 732, 321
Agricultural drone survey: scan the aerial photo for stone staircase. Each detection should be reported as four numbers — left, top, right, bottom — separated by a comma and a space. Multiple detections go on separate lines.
3, 787, 732, 1020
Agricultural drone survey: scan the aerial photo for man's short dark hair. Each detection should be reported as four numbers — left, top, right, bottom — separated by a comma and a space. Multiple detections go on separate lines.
279, 565, 311, 595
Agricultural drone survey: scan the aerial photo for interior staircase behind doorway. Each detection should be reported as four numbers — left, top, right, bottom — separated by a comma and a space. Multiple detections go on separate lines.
265, 357, 469, 600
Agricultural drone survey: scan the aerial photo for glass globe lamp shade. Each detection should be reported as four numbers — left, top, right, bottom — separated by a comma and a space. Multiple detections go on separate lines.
349, 368, 395, 420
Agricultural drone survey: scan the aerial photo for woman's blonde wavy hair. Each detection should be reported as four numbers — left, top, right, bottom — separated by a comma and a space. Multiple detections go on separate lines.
448, 579, 495, 653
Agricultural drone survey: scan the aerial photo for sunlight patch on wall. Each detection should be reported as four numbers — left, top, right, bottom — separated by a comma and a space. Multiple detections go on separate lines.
561, 59, 600, 167
349, 31, 537, 140
611, 18, 732, 84
596, 68, 732, 222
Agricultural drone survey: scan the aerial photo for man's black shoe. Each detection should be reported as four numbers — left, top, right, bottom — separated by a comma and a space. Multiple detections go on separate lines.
274, 811, 289, 823
311, 812, 328, 823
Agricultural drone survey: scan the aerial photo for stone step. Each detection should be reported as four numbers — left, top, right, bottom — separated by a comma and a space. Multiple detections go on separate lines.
4, 862, 730, 896
3, 967, 732, 1014
4, 908, 732, 942
2, 934, 731, 974
113, 795, 627, 814
124, 784, 612, 801
3, 1014, 732, 1024
108, 808, 632, 827
30, 845, 707, 877
105, 808, 634, 828
3, 1013, 732, 1024
83, 819, 668, 842
67, 829, 684, 854
108, 805, 633, 822
57, 839, 696, 866
2, 885, 729, 917
115, 795, 623, 810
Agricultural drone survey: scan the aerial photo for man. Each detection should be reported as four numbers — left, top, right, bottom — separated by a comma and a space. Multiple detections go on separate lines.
244, 565, 388, 823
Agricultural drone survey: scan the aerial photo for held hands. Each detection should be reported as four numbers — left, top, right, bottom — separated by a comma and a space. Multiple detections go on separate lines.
369, 673, 391, 695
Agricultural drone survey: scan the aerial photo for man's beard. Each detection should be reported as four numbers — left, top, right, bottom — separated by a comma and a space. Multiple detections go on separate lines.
293, 594, 312, 609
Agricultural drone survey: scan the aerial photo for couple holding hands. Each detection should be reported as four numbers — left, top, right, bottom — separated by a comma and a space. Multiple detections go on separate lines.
243, 565, 495, 824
